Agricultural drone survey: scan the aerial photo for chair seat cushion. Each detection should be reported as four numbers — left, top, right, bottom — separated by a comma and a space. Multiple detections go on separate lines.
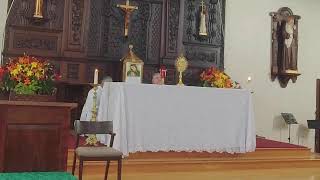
76, 146, 123, 158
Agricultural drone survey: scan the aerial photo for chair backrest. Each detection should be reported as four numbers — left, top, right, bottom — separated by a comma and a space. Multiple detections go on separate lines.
74, 120, 113, 135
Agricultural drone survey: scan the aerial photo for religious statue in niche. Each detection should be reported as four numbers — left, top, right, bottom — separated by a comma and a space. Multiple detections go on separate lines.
199, 0, 208, 36
270, 7, 301, 88
117, 0, 138, 37
33, 0, 44, 19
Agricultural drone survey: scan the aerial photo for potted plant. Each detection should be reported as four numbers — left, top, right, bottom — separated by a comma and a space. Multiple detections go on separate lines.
0, 54, 60, 102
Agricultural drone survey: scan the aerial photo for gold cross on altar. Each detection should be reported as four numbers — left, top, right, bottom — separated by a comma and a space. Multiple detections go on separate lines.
117, 0, 138, 37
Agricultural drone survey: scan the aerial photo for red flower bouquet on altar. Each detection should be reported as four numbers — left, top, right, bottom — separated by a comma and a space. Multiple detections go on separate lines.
0, 55, 60, 96
200, 67, 240, 89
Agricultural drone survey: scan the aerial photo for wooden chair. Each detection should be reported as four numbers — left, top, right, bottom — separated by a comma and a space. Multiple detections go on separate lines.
72, 120, 123, 180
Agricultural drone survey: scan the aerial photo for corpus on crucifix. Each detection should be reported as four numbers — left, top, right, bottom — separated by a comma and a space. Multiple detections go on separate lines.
117, 0, 138, 37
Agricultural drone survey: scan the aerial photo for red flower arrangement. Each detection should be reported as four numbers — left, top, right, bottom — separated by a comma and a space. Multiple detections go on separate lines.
0, 55, 60, 95
200, 67, 240, 89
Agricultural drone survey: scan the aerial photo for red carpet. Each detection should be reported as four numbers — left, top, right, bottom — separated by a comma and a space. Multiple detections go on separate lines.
68, 132, 307, 150
256, 138, 306, 148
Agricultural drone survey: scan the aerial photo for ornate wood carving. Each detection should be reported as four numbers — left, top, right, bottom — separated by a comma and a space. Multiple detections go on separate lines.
182, 0, 225, 69
65, 0, 84, 50
6, 27, 62, 57
147, 3, 162, 64
7, 0, 64, 29
87, 0, 104, 56
3, 0, 226, 119
47, 0, 64, 29
167, 0, 180, 55
128, 2, 150, 61
67, 64, 80, 80
70, 0, 83, 45
63, 0, 88, 54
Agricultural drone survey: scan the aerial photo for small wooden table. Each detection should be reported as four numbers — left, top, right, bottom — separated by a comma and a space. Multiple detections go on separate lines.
0, 100, 77, 172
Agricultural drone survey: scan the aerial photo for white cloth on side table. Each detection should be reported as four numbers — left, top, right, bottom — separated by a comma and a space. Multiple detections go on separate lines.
97, 83, 256, 156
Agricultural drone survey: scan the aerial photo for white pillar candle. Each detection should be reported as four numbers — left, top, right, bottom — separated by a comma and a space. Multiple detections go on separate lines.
94, 69, 99, 85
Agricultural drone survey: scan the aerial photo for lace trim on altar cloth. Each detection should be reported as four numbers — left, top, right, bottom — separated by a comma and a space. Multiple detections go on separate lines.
127, 144, 256, 155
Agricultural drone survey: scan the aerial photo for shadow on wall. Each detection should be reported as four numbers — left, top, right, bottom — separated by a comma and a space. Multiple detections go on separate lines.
273, 115, 287, 141
273, 114, 311, 146
296, 124, 310, 146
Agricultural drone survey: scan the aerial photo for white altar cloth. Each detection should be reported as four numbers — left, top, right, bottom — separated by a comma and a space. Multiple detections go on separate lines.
97, 83, 256, 156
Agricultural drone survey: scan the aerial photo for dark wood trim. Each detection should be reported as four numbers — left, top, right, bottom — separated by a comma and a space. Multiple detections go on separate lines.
316, 79, 320, 152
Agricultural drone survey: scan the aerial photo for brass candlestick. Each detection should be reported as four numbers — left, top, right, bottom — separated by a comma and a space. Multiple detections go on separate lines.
85, 85, 99, 146
175, 54, 188, 86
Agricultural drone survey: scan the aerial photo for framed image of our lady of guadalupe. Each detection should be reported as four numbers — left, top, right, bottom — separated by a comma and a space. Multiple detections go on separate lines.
121, 45, 144, 83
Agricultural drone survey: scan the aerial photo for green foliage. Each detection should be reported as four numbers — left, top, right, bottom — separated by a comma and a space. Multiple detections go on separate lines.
14, 81, 41, 95
1, 73, 16, 92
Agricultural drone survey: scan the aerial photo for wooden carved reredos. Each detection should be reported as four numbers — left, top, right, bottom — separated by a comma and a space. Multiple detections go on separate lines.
4, 0, 225, 85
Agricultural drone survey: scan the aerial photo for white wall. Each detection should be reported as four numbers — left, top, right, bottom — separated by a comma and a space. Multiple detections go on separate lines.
0, 0, 8, 65
224, 0, 320, 149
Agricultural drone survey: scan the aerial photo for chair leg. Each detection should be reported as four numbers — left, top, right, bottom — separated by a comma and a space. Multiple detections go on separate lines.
72, 153, 77, 175
104, 161, 110, 180
117, 159, 122, 180
79, 160, 84, 180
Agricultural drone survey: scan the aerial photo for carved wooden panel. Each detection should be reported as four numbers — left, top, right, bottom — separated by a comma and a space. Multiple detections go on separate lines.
63, 0, 89, 54
166, 0, 180, 56
182, 0, 225, 69
102, 0, 163, 64
6, 27, 62, 57
87, 0, 105, 57
67, 64, 80, 80
146, 3, 163, 65
7, 0, 64, 30
3, 0, 226, 119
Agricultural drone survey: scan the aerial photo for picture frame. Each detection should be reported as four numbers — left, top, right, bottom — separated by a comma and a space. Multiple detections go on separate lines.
121, 45, 144, 83
123, 61, 144, 83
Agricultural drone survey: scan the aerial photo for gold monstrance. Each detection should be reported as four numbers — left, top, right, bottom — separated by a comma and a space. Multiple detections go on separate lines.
175, 54, 189, 86
33, 0, 44, 19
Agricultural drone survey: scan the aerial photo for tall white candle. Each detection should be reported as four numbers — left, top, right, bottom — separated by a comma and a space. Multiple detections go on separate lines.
94, 69, 99, 85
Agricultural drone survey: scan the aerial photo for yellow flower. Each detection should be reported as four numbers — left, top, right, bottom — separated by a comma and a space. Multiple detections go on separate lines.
31, 62, 38, 69
27, 70, 33, 77
11, 68, 19, 76
16, 64, 22, 71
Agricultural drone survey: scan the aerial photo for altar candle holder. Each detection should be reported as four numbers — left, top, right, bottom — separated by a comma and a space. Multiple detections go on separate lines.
85, 84, 99, 146
85, 69, 99, 146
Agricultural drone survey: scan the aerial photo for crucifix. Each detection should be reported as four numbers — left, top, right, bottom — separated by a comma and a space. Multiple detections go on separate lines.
117, 0, 138, 37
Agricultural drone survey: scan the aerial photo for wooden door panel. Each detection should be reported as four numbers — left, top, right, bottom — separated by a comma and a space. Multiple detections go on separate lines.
5, 125, 61, 172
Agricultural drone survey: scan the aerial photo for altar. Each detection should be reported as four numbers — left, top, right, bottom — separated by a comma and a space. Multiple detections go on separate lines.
97, 83, 256, 156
